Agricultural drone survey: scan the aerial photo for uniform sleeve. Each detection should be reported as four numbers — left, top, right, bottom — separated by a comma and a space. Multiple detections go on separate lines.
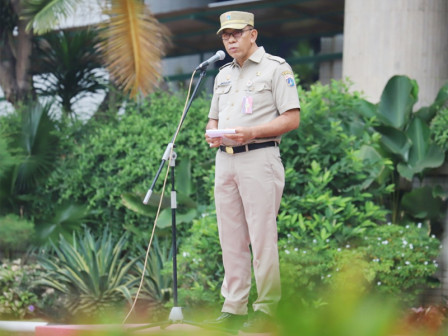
272, 63, 301, 114
208, 76, 220, 120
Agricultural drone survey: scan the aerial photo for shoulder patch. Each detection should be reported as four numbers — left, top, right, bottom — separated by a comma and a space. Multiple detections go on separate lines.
266, 54, 286, 64
219, 62, 233, 71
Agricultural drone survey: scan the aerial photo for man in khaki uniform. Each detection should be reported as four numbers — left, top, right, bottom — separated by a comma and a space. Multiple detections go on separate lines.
204, 11, 300, 333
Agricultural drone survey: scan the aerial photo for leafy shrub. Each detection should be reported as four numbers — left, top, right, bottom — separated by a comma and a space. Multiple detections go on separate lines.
177, 208, 224, 309
36, 228, 139, 322
431, 107, 448, 153
0, 215, 35, 257
40, 91, 215, 246
0, 259, 40, 320
279, 223, 440, 306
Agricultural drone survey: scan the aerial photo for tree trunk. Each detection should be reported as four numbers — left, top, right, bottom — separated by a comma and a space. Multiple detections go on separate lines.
0, 0, 33, 105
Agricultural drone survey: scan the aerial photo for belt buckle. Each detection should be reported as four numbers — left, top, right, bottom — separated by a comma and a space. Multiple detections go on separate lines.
225, 146, 234, 154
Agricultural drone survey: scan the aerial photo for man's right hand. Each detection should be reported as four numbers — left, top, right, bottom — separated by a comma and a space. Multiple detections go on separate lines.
205, 118, 221, 148
205, 132, 223, 148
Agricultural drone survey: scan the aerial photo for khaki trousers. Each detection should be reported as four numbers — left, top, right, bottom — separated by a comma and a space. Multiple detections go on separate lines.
214, 145, 284, 315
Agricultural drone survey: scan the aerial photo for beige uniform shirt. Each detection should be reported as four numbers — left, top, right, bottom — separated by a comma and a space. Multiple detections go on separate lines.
208, 46, 300, 146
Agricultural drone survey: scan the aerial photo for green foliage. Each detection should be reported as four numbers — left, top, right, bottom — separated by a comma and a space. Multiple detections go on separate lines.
41, 90, 215, 246
279, 222, 440, 306
33, 29, 106, 116
177, 209, 224, 309
0, 136, 17, 179
0, 215, 35, 257
431, 107, 448, 153
133, 236, 172, 315
360, 223, 440, 299
281, 80, 389, 197
357, 76, 447, 225
0, 259, 40, 320
0, 101, 59, 216
36, 228, 138, 321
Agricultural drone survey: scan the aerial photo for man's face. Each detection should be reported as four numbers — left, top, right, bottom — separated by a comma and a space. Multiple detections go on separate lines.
221, 26, 256, 64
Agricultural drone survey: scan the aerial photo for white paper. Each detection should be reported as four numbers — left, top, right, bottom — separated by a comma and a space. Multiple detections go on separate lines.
206, 129, 236, 138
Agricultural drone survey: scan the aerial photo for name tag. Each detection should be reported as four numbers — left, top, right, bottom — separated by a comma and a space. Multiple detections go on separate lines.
242, 96, 253, 114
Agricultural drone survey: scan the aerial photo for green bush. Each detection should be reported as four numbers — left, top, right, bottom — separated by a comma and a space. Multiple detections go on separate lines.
0, 215, 35, 257
40, 91, 215, 246
431, 107, 448, 153
0, 259, 40, 320
36, 228, 139, 322
279, 222, 440, 306
177, 208, 224, 309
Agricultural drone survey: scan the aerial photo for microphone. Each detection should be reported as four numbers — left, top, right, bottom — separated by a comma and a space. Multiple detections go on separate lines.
196, 50, 226, 70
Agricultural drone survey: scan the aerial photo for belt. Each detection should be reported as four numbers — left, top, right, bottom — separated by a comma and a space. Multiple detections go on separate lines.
219, 141, 277, 154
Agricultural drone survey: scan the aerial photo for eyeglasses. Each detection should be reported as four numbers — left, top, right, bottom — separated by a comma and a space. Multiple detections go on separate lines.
220, 28, 253, 41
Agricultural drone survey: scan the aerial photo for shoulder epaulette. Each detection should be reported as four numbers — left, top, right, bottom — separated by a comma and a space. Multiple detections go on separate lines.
266, 54, 286, 64
219, 62, 233, 71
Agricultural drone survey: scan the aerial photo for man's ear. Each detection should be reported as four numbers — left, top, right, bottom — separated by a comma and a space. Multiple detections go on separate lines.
250, 29, 258, 43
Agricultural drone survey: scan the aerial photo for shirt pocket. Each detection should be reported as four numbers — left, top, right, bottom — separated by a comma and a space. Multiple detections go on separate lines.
252, 82, 273, 111
216, 85, 232, 111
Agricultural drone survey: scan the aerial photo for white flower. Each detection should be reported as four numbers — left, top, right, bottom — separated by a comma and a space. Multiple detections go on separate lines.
285, 250, 290, 254
424, 261, 428, 265
387, 222, 391, 226
337, 248, 341, 252
402, 240, 408, 246
409, 244, 413, 250
377, 281, 382, 286
182, 252, 190, 257
313, 239, 317, 244
417, 223, 422, 228
294, 248, 298, 252
303, 250, 307, 254
382, 240, 389, 245
346, 244, 350, 248
405, 225, 410, 229
405, 261, 411, 265
431, 234, 436, 239
326, 239, 330, 243
327, 274, 332, 278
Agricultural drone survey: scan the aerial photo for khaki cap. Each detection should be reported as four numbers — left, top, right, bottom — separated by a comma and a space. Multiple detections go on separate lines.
217, 11, 254, 34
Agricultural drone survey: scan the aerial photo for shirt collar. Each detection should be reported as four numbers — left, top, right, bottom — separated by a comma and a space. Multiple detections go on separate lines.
231, 46, 265, 67
248, 46, 265, 63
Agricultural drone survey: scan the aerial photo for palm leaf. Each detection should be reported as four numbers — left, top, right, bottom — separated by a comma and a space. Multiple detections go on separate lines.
23, 0, 79, 34
98, 0, 170, 97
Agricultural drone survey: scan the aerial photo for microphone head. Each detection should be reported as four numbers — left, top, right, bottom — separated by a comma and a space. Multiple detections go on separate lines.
216, 50, 226, 60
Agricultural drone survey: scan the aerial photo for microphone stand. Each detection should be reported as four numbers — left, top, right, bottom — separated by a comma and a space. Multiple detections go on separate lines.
128, 65, 221, 333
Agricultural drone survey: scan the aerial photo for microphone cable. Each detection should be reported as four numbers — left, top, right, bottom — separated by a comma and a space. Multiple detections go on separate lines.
123, 69, 198, 324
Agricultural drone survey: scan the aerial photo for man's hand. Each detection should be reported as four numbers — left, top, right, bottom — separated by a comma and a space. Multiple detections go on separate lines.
205, 118, 222, 148
223, 127, 255, 144
205, 132, 223, 148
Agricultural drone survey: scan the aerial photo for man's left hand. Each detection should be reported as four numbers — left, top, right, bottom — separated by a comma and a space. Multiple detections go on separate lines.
224, 127, 255, 144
